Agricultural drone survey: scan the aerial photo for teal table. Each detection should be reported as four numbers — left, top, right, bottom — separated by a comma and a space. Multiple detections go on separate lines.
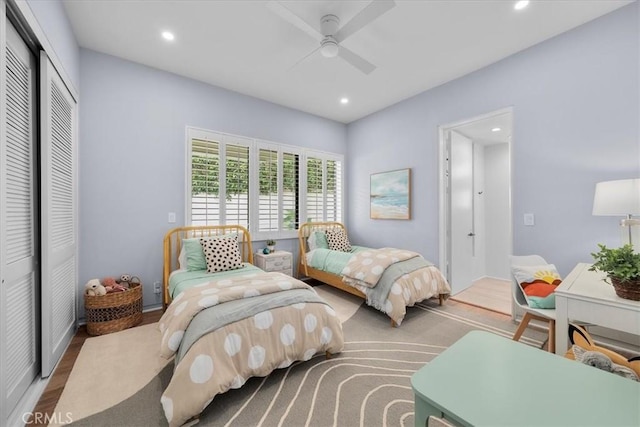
411, 330, 640, 427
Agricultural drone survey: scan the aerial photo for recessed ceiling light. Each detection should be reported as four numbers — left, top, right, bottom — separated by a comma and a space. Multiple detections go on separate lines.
161, 31, 175, 41
340, 97, 349, 105
491, 127, 501, 132
514, 1, 529, 10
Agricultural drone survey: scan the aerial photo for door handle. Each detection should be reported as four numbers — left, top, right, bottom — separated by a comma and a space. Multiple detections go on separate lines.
467, 232, 475, 237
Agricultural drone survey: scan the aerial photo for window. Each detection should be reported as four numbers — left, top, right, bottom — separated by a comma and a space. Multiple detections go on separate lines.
257, 146, 300, 233
189, 130, 251, 229
305, 153, 343, 223
187, 128, 343, 238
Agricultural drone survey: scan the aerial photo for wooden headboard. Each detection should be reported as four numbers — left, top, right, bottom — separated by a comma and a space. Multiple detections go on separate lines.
297, 222, 347, 276
162, 225, 253, 308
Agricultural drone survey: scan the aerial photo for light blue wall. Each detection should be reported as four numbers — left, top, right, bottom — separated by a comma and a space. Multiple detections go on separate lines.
26, 0, 79, 90
79, 49, 347, 314
346, 3, 639, 277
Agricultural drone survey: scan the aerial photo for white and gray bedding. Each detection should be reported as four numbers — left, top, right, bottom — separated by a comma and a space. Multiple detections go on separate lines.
307, 246, 451, 325
159, 265, 344, 427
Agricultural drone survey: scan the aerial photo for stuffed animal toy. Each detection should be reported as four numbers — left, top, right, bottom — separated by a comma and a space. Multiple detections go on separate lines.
566, 324, 640, 381
85, 279, 107, 296
117, 274, 132, 289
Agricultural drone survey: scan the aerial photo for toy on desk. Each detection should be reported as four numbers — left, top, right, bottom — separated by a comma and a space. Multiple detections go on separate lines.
566, 324, 640, 381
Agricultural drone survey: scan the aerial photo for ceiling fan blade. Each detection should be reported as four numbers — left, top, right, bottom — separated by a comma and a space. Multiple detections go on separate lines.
338, 45, 376, 75
289, 46, 322, 71
266, 1, 322, 41
334, 0, 395, 43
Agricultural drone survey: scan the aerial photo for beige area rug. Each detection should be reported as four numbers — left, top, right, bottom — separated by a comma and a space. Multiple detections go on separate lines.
50, 323, 171, 426
52, 286, 364, 426
55, 286, 544, 426
450, 277, 512, 315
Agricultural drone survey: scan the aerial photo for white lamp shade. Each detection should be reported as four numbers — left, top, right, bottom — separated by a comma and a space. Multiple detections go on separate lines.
593, 178, 640, 216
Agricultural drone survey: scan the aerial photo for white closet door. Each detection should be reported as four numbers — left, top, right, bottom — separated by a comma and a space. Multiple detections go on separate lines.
40, 52, 77, 378
1, 19, 38, 414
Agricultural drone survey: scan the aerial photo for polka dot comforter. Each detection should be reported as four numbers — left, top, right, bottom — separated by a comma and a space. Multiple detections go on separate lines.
158, 271, 344, 427
340, 248, 452, 326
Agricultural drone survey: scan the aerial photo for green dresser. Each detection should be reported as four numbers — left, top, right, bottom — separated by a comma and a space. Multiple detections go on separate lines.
411, 330, 640, 427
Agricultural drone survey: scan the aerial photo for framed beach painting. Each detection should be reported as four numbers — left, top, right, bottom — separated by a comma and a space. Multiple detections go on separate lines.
370, 168, 411, 220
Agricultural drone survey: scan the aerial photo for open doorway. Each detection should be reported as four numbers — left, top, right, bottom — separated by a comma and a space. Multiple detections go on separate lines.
438, 108, 513, 314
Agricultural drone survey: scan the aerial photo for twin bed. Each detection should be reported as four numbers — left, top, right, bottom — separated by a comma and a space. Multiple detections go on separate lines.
297, 222, 451, 327
159, 222, 450, 426
160, 225, 344, 427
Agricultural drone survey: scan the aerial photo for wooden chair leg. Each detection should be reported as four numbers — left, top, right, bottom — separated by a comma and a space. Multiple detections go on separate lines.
390, 318, 398, 328
548, 320, 556, 353
439, 294, 445, 306
512, 312, 533, 342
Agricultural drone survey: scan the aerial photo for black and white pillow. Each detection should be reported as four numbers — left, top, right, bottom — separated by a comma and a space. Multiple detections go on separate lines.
325, 228, 352, 252
200, 235, 243, 273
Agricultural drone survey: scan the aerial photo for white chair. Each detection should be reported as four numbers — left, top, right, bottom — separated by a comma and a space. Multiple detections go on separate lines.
510, 255, 556, 353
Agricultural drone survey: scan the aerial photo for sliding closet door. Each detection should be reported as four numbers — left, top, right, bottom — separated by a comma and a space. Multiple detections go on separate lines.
0, 18, 39, 416
40, 52, 77, 377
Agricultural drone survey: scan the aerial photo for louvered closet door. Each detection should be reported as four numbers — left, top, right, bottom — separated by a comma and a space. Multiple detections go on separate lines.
1, 19, 38, 414
40, 52, 77, 377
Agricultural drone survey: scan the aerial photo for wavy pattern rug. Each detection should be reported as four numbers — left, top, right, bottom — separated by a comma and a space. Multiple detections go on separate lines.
58, 286, 545, 427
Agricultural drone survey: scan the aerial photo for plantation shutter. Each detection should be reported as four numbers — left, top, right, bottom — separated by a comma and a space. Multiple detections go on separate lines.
326, 159, 342, 223
306, 156, 323, 222
224, 143, 250, 228
189, 132, 250, 228
281, 151, 299, 231
191, 137, 221, 225
257, 147, 300, 233
258, 148, 278, 231
40, 52, 77, 377
1, 19, 38, 412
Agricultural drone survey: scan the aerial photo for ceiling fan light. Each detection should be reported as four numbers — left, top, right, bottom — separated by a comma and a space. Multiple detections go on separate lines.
321, 40, 339, 58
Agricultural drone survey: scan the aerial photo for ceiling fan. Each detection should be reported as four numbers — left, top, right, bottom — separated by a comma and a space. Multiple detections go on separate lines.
267, 0, 396, 75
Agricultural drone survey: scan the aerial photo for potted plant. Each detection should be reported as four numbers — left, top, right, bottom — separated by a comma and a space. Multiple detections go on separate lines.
266, 239, 276, 253
589, 243, 640, 300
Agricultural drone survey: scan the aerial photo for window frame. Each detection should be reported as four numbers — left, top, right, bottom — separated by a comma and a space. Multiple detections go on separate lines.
186, 127, 344, 240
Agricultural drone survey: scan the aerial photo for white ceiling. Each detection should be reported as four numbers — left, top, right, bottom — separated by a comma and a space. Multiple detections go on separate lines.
62, 0, 632, 124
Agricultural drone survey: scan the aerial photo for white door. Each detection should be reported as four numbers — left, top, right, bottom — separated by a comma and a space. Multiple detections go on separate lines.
448, 131, 475, 294
1, 18, 39, 417
40, 52, 77, 377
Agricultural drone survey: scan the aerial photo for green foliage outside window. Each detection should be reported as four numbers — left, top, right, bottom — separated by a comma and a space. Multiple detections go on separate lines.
192, 155, 323, 196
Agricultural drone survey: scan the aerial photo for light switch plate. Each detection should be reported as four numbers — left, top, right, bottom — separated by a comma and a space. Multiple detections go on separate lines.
168, 212, 176, 223
524, 213, 535, 226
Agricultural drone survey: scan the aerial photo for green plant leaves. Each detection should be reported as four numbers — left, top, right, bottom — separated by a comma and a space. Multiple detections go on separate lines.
590, 244, 640, 283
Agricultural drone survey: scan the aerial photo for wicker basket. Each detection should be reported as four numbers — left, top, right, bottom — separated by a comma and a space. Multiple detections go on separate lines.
610, 277, 640, 301
85, 282, 143, 335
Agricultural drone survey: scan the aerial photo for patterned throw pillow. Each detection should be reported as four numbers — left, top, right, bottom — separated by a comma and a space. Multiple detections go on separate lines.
200, 235, 243, 273
325, 228, 352, 252
511, 264, 561, 309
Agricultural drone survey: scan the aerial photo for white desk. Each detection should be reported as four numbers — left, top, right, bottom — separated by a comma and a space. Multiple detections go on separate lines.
555, 263, 640, 355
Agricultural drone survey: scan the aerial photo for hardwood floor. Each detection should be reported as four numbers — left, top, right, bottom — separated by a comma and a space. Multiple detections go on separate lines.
26, 309, 163, 425
26, 299, 514, 425
450, 277, 512, 315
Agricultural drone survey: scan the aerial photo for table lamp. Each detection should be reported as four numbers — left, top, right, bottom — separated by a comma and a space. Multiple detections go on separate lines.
593, 178, 640, 246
